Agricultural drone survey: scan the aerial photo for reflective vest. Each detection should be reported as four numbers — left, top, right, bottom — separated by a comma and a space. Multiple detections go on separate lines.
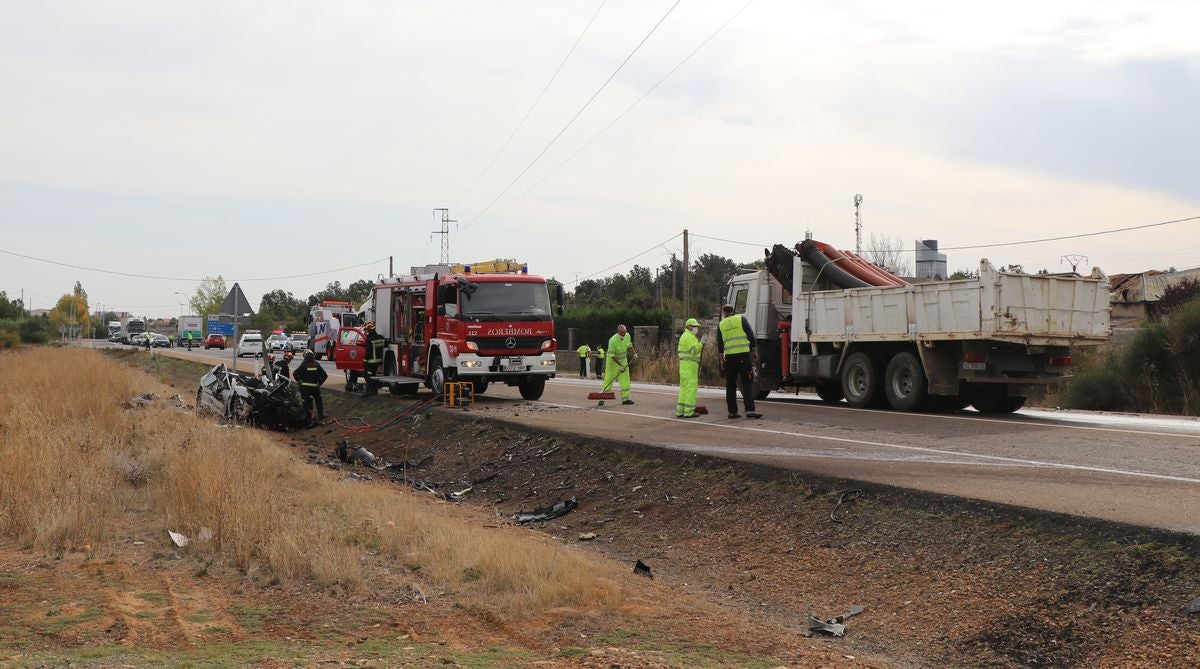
677, 329, 701, 363
719, 315, 750, 355
576, 345, 590, 358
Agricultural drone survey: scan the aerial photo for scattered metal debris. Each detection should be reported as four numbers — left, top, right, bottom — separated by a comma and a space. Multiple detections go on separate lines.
447, 486, 473, 502
829, 489, 864, 524
633, 560, 654, 578
122, 393, 157, 409
335, 440, 379, 467
513, 497, 578, 524
807, 605, 866, 637
1186, 597, 1200, 615
578, 532, 597, 541
732, 483, 750, 494
167, 530, 189, 547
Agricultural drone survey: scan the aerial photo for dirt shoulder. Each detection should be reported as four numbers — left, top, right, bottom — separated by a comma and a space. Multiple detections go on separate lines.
20, 349, 1198, 668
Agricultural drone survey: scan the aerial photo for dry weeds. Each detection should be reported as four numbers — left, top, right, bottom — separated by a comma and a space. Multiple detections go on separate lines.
0, 348, 622, 614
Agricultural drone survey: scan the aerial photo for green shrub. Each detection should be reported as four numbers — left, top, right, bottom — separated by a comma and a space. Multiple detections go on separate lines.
0, 329, 19, 348
18, 318, 50, 344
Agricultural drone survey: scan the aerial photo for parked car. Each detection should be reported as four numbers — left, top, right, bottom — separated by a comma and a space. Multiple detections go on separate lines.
204, 334, 227, 350
267, 333, 292, 353
150, 333, 171, 348
290, 333, 310, 352
237, 332, 264, 357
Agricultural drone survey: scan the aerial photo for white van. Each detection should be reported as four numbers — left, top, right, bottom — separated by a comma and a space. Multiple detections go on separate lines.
237, 331, 263, 357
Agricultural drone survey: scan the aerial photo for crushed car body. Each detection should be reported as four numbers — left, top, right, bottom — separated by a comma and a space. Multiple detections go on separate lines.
196, 363, 309, 430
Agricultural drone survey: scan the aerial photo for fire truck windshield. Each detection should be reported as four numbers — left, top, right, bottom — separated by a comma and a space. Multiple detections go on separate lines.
461, 282, 551, 319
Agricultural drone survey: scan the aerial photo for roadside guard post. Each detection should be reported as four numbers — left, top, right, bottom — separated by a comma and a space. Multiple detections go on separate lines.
445, 381, 473, 409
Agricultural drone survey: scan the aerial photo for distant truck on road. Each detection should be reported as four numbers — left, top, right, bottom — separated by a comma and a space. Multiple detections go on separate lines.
727, 240, 1111, 413
176, 315, 203, 347
124, 317, 147, 344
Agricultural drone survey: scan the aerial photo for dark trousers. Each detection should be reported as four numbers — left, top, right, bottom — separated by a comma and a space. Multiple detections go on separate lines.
578, 358, 587, 378
363, 362, 380, 394
724, 353, 756, 414
595, 358, 603, 378
300, 387, 324, 419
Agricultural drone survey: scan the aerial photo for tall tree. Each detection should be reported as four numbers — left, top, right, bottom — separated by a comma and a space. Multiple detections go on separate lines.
49, 293, 89, 338
190, 276, 227, 317
347, 279, 374, 305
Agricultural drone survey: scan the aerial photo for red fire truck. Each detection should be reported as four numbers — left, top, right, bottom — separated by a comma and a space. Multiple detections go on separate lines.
333, 261, 563, 400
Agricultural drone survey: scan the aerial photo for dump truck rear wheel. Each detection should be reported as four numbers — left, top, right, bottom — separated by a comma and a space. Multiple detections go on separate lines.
841, 352, 881, 409
885, 352, 928, 412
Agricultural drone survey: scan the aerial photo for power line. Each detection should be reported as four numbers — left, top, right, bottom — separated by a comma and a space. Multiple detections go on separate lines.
467, 0, 757, 228
568, 232, 682, 285
693, 214, 1200, 254
449, 0, 606, 210
0, 247, 388, 283
459, 0, 683, 232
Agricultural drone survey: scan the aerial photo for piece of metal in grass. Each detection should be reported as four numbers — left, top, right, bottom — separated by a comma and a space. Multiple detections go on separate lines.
829, 489, 864, 524
513, 497, 578, 524
807, 605, 865, 638
167, 530, 190, 547
633, 560, 654, 578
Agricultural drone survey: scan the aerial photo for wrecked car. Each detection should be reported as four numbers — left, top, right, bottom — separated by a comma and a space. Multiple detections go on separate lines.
195, 363, 309, 430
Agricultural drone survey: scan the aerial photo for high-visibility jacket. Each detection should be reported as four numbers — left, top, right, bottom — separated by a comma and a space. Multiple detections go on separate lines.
576, 345, 590, 358
606, 333, 631, 364
677, 329, 702, 363
718, 315, 751, 355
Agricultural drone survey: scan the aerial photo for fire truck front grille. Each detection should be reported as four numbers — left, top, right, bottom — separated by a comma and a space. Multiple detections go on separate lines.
471, 337, 544, 352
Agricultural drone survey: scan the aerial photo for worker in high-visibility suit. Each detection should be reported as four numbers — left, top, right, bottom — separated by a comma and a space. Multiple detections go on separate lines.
675, 318, 702, 418
599, 324, 634, 406
576, 343, 591, 378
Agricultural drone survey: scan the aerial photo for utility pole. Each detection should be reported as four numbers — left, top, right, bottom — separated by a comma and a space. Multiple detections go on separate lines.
1061, 254, 1088, 274
432, 208, 457, 265
682, 229, 690, 319
389, 256, 393, 277
854, 194, 863, 256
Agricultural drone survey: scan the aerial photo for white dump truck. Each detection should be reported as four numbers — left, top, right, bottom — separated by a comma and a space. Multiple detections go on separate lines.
726, 241, 1111, 413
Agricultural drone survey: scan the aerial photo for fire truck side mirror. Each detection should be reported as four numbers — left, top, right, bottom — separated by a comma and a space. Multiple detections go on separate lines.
554, 284, 565, 305
555, 305, 564, 316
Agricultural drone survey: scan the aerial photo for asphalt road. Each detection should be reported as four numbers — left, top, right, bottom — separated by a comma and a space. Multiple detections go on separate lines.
90, 341, 1200, 535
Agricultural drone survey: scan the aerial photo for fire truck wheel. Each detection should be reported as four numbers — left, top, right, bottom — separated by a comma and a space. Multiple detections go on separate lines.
471, 379, 489, 395
429, 355, 448, 398
518, 377, 546, 401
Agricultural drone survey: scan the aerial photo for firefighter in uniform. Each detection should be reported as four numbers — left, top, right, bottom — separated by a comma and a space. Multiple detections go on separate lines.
362, 321, 386, 397
293, 349, 328, 423
676, 318, 702, 418
576, 343, 591, 378
599, 325, 634, 406
275, 350, 293, 379
186, 331, 194, 350
718, 304, 762, 419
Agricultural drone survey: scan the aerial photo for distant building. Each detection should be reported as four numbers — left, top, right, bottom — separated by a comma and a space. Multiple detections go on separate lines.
915, 240, 947, 280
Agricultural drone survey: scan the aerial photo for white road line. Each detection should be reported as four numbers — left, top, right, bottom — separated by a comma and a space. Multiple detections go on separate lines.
529, 399, 1200, 485
547, 378, 1200, 440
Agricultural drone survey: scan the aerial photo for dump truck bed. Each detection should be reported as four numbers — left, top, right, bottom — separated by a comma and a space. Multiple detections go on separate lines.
794, 259, 1111, 347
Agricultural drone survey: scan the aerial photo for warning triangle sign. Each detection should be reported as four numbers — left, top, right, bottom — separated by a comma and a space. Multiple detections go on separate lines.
218, 283, 254, 319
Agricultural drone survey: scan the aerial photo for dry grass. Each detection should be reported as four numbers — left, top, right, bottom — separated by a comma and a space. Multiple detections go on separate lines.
0, 348, 623, 614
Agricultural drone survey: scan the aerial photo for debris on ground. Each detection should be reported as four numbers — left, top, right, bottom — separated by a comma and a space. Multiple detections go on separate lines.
1186, 597, 1200, 614
513, 497, 578, 524
633, 560, 654, 578
122, 393, 158, 409
829, 489, 864, 524
578, 532, 597, 541
335, 440, 379, 467
447, 486, 473, 502
807, 605, 866, 637
167, 530, 189, 547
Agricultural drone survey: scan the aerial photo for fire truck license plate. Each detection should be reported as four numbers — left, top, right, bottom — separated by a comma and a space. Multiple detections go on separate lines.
502, 357, 523, 371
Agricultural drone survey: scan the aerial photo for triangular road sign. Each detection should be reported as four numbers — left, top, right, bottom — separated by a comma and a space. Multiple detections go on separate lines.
218, 283, 254, 318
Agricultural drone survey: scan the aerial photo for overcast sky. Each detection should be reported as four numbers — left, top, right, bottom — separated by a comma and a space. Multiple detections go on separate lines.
3, 0, 1198, 318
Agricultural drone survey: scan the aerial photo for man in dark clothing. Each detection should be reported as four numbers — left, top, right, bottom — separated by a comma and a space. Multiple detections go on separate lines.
717, 304, 762, 419
362, 321, 386, 397
274, 350, 294, 379
293, 349, 328, 423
